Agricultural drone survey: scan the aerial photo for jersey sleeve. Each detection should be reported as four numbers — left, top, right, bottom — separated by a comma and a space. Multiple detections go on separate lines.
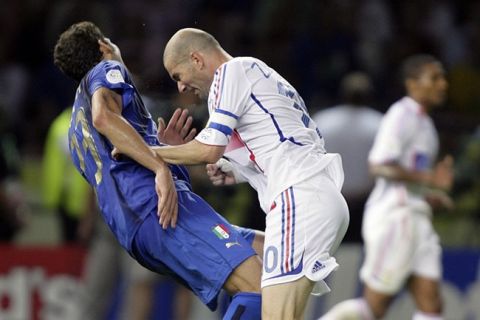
196, 60, 251, 146
369, 105, 415, 165
87, 61, 135, 108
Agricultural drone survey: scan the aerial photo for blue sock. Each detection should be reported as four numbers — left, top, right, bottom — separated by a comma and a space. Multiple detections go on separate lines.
222, 292, 261, 320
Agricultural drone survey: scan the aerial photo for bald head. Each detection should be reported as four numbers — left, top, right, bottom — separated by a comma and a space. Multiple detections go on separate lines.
163, 28, 221, 67
163, 28, 232, 99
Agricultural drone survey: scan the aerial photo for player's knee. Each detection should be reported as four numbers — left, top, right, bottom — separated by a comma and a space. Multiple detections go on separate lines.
369, 304, 388, 319
364, 288, 392, 319
362, 295, 391, 319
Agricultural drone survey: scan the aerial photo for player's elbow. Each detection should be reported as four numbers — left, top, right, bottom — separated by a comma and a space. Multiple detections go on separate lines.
369, 163, 381, 177
92, 113, 107, 132
91, 88, 122, 133
92, 110, 110, 133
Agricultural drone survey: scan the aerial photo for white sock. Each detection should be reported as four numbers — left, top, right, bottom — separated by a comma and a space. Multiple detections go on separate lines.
319, 298, 374, 320
412, 311, 443, 320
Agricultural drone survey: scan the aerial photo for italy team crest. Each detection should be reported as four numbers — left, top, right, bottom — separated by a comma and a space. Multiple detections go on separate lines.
212, 224, 230, 239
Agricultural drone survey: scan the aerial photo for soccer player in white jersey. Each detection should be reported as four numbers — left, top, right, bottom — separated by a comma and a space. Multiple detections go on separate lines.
320, 55, 454, 320
150, 28, 349, 319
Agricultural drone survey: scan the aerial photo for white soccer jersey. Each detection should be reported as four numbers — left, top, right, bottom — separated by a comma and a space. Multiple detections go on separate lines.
195, 57, 343, 211
366, 96, 439, 213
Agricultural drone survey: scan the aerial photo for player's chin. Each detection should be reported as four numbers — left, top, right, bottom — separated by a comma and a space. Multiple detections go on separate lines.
434, 94, 447, 106
438, 97, 448, 105
195, 90, 207, 100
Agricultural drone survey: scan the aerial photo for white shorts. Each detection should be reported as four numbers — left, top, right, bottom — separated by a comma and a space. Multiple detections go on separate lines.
360, 205, 442, 294
261, 171, 349, 294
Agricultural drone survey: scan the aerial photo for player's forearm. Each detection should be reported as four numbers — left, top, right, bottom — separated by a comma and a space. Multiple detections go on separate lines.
370, 163, 432, 186
152, 140, 224, 165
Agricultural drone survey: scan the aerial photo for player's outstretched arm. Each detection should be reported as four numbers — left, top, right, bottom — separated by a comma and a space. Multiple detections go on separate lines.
151, 140, 225, 165
369, 154, 454, 190
370, 163, 432, 184
92, 87, 178, 229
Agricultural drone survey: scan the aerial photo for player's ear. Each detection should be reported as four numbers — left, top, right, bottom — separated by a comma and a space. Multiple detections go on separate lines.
190, 51, 204, 70
405, 78, 416, 93
98, 38, 113, 58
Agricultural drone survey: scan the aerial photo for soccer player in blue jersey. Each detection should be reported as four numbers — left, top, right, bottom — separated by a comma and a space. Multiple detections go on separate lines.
53, 21, 263, 319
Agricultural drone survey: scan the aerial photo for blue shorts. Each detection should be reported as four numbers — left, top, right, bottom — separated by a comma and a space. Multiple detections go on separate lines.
131, 190, 257, 311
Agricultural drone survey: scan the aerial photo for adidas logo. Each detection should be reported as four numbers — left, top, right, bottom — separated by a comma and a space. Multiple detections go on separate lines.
312, 261, 325, 273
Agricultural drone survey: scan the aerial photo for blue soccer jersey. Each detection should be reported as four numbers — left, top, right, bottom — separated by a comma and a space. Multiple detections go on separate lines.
68, 60, 191, 251
68, 60, 257, 310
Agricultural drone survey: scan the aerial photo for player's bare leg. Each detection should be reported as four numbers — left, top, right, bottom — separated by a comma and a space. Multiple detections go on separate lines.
262, 276, 314, 320
123, 279, 154, 320
408, 275, 443, 318
223, 255, 262, 294
172, 285, 194, 320
363, 285, 394, 319
221, 229, 264, 294
222, 255, 263, 319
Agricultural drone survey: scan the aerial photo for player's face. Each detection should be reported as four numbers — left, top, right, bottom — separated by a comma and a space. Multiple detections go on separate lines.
412, 62, 448, 108
167, 60, 210, 100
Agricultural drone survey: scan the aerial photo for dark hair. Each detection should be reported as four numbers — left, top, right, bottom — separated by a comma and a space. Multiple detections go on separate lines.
53, 21, 105, 81
401, 54, 439, 81
340, 72, 373, 106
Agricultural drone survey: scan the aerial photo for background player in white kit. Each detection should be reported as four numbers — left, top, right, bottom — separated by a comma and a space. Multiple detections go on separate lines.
320, 55, 454, 320
147, 28, 349, 320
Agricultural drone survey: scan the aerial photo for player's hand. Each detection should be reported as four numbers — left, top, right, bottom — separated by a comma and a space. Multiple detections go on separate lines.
155, 167, 178, 229
206, 162, 236, 186
425, 189, 455, 210
158, 108, 197, 146
98, 38, 123, 64
431, 155, 454, 191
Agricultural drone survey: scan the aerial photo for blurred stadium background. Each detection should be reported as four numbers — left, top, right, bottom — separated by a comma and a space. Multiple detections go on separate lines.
0, 0, 479, 319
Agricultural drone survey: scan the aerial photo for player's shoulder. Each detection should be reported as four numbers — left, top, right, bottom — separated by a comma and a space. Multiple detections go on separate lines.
225, 56, 267, 71
88, 60, 127, 79
86, 60, 131, 88
387, 97, 419, 120
214, 57, 258, 83
91, 59, 123, 71
381, 97, 423, 135
228, 56, 258, 64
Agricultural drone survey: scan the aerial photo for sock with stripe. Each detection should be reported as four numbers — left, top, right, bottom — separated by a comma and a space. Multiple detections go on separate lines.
319, 298, 374, 320
223, 292, 261, 320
